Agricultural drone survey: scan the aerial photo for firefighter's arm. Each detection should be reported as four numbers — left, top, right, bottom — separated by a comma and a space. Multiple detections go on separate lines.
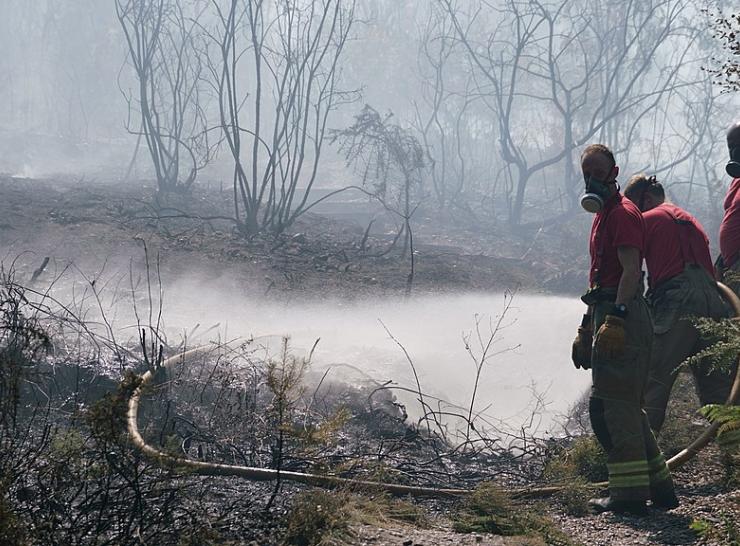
615, 246, 641, 305
594, 246, 640, 358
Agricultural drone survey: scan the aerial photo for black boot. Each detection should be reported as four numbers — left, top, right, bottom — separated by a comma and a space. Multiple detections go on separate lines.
651, 489, 679, 510
588, 496, 648, 516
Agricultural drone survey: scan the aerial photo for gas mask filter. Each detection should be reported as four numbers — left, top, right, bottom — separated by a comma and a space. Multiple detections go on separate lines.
727, 147, 740, 178
580, 192, 604, 214
580, 175, 611, 213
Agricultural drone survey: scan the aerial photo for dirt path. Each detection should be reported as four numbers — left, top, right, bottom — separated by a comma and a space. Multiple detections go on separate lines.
351, 522, 513, 545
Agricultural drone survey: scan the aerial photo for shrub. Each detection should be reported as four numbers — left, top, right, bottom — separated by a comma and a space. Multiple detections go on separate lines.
543, 436, 607, 483
453, 482, 521, 535
659, 372, 705, 456
283, 490, 353, 546
453, 483, 576, 545
690, 512, 740, 545
0, 491, 26, 546
554, 478, 591, 517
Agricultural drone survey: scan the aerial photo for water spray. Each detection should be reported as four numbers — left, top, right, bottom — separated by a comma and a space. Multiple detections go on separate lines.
127, 284, 740, 498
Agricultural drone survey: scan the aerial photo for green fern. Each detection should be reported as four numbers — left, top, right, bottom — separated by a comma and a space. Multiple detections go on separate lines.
685, 317, 740, 373
682, 308, 740, 454
699, 404, 740, 451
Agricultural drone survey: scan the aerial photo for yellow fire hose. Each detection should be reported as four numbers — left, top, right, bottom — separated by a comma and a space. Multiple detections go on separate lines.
127, 284, 740, 499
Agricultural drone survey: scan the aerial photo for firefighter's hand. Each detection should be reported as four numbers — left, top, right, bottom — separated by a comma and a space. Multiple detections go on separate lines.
571, 327, 592, 369
594, 315, 626, 359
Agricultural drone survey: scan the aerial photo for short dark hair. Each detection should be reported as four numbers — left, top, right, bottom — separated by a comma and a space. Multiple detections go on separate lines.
624, 173, 664, 202
727, 122, 740, 149
581, 144, 616, 169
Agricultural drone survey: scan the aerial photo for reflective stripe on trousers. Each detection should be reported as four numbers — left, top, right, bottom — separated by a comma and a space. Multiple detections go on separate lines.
589, 295, 675, 501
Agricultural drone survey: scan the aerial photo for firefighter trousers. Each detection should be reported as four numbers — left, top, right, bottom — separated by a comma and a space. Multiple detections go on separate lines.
589, 294, 675, 502
645, 265, 737, 433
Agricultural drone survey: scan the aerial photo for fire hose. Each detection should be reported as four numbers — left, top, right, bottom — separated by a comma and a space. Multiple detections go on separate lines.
127, 284, 740, 498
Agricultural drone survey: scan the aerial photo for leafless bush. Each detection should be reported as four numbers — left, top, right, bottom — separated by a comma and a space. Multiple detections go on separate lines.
333, 105, 428, 294
0, 261, 574, 543
117, 0, 214, 193
0, 263, 266, 545
201, 0, 357, 235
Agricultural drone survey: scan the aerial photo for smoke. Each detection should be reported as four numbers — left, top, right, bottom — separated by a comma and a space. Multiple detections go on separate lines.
160, 276, 590, 434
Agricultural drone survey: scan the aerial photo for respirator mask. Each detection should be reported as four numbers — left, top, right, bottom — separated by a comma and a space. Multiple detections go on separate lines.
727, 147, 740, 178
580, 174, 613, 213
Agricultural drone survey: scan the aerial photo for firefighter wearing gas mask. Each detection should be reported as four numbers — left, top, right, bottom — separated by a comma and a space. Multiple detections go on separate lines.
572, 144, 675, 516
718, 122, 740, 296
623, 175, 735, 437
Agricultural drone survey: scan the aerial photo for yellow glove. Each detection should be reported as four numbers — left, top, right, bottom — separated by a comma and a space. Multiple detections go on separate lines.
594, 315, 626, 359
571, 327, 592, 369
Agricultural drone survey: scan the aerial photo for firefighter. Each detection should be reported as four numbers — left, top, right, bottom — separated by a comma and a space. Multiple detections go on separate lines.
623, 174, 734, 434
718, 121, 740, 295
572, 144, 676, 515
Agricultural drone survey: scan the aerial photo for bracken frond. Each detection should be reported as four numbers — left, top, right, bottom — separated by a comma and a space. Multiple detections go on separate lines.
699, 404, 740, 451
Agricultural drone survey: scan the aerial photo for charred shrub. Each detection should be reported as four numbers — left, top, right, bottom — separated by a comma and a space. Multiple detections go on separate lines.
0, 267, 51, 428
0, 491, 26, 546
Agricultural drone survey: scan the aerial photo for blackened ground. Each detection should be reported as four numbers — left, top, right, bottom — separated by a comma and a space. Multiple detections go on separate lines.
0, 175, 590, 299
1, 176, 736, 545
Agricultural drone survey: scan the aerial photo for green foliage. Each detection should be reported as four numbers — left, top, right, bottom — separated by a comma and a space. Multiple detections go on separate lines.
453, 483, 576, 545
348, 493, 428, 527
453, 482, 520, 535
86, 371, 143, 444
265, 336, 311, 489
339, 459, 406, 486
690, 513, 740, 546
686, 316, 739, 374
267, 338, 309, 412
283, 489, 429, 546
46, 429, 88, 485
49, 429, 86, 462
687, 301, 740, 453
700, 404, 740, 452
543, 436, 608, 483
283, 490, 354, 546
0, 490, 26, 546
684, 308, 740, 462
295, 407, 351, 447
553, 478, 591, 517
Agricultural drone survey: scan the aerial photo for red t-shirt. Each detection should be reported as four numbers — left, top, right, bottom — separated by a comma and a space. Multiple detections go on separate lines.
642, 203, 713, 288
719, 177, 740, 267
589, 193, 644, 288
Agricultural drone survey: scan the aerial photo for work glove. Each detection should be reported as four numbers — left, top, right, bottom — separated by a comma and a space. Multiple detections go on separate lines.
594, 314, 626, 359
571, 327, 592, 369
